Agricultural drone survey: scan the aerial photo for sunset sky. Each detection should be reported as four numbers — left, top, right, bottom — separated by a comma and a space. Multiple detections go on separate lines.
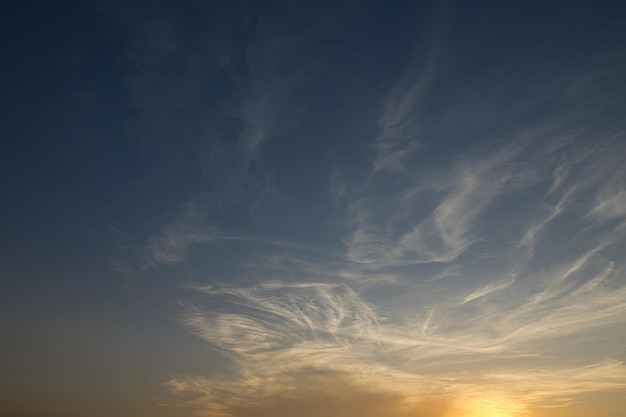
2, 1, 626, 416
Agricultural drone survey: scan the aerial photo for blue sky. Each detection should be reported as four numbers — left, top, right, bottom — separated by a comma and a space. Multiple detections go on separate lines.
2, 1, 626, 416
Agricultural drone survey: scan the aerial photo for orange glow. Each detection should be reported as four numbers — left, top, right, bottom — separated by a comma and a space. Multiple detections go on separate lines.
456, 395, 520, 417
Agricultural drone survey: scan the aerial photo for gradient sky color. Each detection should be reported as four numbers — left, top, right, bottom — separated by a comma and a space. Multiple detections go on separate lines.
2, 1, 626, 417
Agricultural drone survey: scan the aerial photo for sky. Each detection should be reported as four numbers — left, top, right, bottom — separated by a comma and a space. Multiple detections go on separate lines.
2, 1, 626, 416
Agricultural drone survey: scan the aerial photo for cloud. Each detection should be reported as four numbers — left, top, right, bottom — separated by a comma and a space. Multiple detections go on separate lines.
121, 118, 626, 417
102, 5, 626, 416
143, 222, 217, 267
467, 360, 626, 407
110, 71, 626, 414
374, 1, 448, 174
519, 187, 574, 250
111, 202, 217, 273
170, 245, 626, 414
183, 281, 380, 354
461, 275, 516, 304
346, 142, 535, 266
588, 169, 626, 223
168, 369, 454, 417
106, 1, 342, 210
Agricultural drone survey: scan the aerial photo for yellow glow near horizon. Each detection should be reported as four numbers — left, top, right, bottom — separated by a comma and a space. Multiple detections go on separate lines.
457, 395, 520, 417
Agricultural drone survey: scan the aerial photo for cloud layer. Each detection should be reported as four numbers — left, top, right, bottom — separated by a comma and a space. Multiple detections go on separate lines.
105, 2, 626, 416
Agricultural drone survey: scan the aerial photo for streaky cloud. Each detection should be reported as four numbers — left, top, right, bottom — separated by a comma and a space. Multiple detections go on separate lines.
374, 1, 448, 173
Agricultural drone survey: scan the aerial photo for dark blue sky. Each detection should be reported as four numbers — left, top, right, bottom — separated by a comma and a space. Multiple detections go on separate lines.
2, 1, 626, 417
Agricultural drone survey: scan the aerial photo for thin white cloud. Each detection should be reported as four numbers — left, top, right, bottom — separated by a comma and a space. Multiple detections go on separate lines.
143, 222, 217, 267
169, 229, 626, 413
519, 188, 574, 250
589, 173, 626, 222
163, 145, 626, 416
346, 143, 534, 266
461, 274, 516, 304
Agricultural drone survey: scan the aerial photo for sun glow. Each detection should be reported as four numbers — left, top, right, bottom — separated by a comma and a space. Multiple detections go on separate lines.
458, 395, 520, 417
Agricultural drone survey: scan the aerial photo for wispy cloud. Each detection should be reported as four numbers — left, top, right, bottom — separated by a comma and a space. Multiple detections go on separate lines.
159, 127, 626, 415
167, 368, 455, 417
461, 274, 516, 304
374, 1, 448, 173
346, 142, 535, 266
111, 202, 217, 272
103, 4, 626, 417
143, 223, 216, 267
588, 162, 626, 223
170, 254, 626, 415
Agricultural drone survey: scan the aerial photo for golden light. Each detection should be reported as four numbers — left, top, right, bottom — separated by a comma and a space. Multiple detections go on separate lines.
457, 395, 520, 417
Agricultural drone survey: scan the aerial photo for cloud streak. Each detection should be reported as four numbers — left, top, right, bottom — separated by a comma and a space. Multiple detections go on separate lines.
374, 1, 448, 174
